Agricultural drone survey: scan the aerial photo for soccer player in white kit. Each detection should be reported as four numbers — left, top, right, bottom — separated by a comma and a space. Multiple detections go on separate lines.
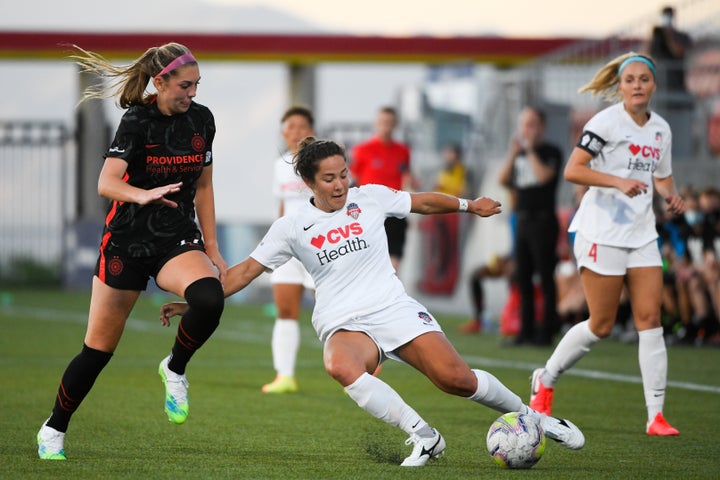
162, 137, 586, 466
262, 106, 316, 394
529, 52, 685, 436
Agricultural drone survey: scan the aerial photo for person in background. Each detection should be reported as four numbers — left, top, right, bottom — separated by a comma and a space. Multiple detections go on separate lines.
162, 137, 586, 467
351, 106, 419, 273
696, 187, 720, 341
498, 106, 563, 346
262, 106, 316, 394
37, 43, 227, 460
418, 143, 470, 295
647, 6, 693, 99
529, 52, 685, 436
433, 143, 468, 198
555, 185, 590, 333
459, 254, 515, 334
664, 190, 708, 344
679, 187, 720, 345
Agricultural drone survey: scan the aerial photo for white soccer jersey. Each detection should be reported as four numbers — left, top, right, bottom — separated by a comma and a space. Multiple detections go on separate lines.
250, 184, 412, 341
272, 152, 312, 215
568, 102, 673, 248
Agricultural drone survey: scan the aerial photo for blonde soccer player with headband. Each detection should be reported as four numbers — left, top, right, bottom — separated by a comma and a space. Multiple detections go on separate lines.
529, 52, 685, 436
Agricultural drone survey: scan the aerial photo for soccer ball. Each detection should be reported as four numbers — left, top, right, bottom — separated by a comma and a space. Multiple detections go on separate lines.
486, 412, 546, 469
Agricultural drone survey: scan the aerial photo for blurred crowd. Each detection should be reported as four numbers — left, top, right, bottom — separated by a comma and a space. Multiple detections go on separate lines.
657, 185, 720, 346
460, 184, 720, 349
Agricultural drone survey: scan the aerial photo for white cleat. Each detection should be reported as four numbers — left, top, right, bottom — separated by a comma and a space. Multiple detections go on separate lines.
400, 428, 446, 467
536, 413, 585, 450
37, 419, 66, 460
158, 355, 190, 425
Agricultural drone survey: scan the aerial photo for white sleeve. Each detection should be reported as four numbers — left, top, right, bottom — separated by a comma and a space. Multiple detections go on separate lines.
249, 217, 294, 272
653, 127, 673, 178
361, 184, 412, 218
577, 113, 609, 156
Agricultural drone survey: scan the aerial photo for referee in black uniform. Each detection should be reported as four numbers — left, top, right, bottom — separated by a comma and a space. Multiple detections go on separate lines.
499, 106, 563, 346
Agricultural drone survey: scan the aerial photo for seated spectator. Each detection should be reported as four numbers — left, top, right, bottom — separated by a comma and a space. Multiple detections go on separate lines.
666, 188, 720, 345
460, 255, 515, 334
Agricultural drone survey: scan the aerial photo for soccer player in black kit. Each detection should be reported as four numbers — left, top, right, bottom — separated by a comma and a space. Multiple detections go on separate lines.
37, 43, 228, 460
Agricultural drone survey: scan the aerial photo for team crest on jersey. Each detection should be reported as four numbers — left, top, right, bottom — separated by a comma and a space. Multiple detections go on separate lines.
191, 133, 205, 153
108, 257, 124, 276
418, 311, 434, 325
346, 202, 362, 219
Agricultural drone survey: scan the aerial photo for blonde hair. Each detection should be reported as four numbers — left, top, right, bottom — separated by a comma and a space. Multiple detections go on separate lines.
578, 51, 656, 101
71, 43, 195, 108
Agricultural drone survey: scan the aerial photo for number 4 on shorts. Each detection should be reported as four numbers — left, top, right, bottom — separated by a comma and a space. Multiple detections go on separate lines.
588, 243, 597, 262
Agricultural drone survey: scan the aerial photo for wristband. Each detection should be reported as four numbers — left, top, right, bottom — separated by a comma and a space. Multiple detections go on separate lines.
457, 198, 469, 212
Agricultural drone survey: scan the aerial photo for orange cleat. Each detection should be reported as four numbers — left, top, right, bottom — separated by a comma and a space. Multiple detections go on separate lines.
529, 368, 554, 415
647, 413, 680, 436
459, 319, 482, 334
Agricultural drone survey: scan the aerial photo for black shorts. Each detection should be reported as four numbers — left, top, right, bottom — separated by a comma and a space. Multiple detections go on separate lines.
384, 217, 408, 259
94, 237, 206, 291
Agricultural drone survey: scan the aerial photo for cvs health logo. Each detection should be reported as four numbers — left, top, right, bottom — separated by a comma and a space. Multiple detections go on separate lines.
628, 143, 660, 160
310, 222, 363, 249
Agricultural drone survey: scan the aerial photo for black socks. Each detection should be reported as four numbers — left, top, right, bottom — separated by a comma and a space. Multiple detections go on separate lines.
168, 277, 224, 375
47, 343, 113, 432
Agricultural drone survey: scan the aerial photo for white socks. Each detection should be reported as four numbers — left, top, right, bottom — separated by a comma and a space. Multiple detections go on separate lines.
345, 370, 532, 437
638, 327, 667, 422
542, 319, 599, 387
271, 319, 300, 377
345, 372, 429, 436
466, 369, 524, 413
541, 321, 668, 422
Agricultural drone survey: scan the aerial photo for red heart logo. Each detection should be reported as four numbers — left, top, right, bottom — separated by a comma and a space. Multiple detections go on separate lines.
629, 144, 641, 155
311, 235, 326, 249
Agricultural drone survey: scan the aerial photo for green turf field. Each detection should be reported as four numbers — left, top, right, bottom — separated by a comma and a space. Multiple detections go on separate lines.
1, 288, 719, 479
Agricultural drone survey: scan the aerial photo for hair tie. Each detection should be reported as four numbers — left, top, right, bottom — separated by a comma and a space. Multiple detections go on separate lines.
155, 52, 197, 78
618, 56, 656, 77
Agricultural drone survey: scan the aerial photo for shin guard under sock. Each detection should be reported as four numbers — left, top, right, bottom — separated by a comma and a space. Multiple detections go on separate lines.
47, 344, 113, 432
168, 277, 224, 374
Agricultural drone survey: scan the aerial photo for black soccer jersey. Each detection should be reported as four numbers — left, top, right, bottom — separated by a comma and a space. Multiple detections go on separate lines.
100, 100, 215, 257
511, 142, 562, 213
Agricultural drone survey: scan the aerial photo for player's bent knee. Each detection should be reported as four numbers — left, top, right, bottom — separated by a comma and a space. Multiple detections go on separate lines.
323, 358, 343, 381
591, 324, 614, 338
184, 277, 225, 320
323, 358, 360, 386
434, 368, 476, 396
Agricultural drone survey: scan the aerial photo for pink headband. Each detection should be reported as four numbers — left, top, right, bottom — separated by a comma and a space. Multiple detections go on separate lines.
154, 52, 197, 78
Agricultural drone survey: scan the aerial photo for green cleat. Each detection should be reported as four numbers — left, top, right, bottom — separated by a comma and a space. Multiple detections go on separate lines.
158, 356, 189, 425
37, 421, 67, 460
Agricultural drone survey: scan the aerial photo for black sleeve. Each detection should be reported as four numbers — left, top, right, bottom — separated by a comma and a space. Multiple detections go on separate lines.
104, 109, 142, 164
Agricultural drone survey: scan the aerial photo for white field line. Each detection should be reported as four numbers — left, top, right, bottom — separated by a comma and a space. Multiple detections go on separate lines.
5, 305, 720, 394
461, 355, 720, 394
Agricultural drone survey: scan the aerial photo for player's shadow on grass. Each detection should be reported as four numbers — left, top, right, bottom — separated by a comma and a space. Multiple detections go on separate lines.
361, 427, 447, 467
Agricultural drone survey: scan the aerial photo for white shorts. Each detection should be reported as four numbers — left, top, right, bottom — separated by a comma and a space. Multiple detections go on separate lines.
573, 232, 662, 276
323, 296, 444, 363
270, 257, 315, 289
